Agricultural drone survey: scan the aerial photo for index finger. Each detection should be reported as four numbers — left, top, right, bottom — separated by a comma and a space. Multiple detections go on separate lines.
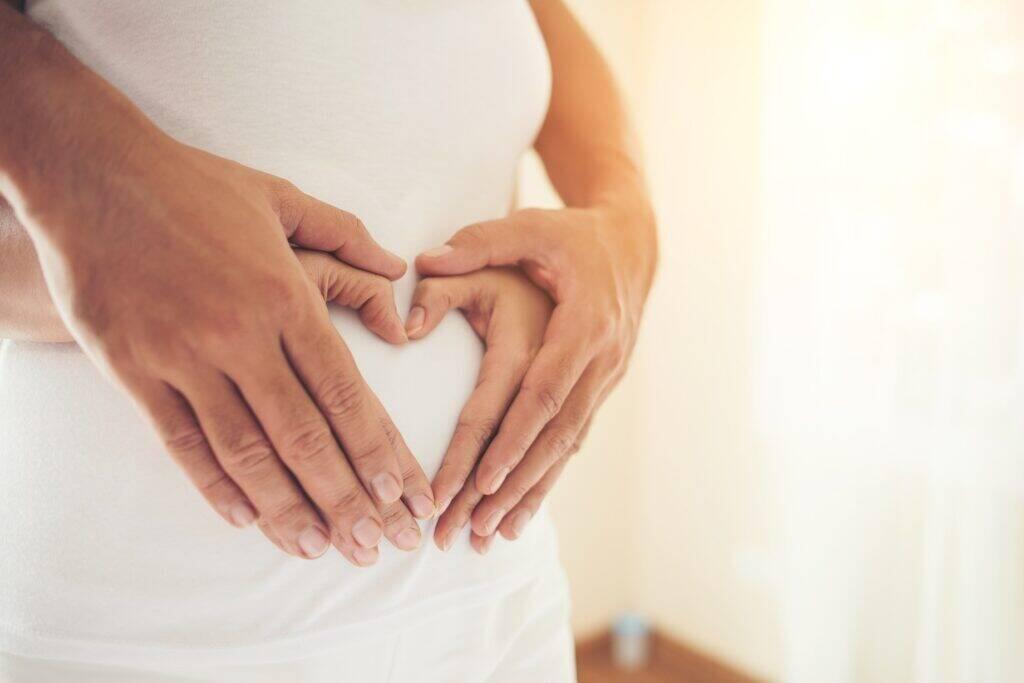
282, 317, 429, 513
473, 308, 593, 494
414, 213, 553, 277
431, 343, 530, 513
227, 348, 386, 556
276, 185, 406, 280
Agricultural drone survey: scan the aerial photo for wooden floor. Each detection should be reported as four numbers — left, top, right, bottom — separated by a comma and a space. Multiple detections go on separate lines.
576, 632, 760, 683
577, 649, 684, 683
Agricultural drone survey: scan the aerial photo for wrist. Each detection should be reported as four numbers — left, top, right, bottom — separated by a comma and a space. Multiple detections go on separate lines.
589, 191, 658, 296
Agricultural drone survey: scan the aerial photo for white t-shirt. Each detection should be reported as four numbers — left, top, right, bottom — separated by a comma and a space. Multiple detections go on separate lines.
0, 0, 556, 666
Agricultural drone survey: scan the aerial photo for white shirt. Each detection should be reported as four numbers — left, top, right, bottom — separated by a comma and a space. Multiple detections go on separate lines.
0, 0, 556, 666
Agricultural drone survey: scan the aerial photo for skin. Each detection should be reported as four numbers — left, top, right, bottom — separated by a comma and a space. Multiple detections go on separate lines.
0, 199, 430, 559
0, 5, 435, 567
1, 0, 656, 559
405, 269, 555, 554
418, 0, 658, 549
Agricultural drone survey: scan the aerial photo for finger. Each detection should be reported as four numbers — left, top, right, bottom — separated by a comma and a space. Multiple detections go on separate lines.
434, 470, 484, 552
179, 370, 334, 559
129, 377, 257, 529
377, 496, 423, 553
397, 445, 436, 520
257, 519, 287, 553
275, 183, 406, 279
294, 250, 407, 344
474, 309, 593, 494
227, 344, 389, 554
415, 213, 554, 276
471, 362, 607, 536
497, 456, 570, 541
431, 345, 530, 514
405, 275, 481, 340
470, 531, 497, 556
282, 317, 410, 509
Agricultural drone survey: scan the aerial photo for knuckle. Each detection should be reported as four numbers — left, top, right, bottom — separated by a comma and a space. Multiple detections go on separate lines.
273, 180, 306, 220
504, 479, 531, 502
456, 416, 500, 450
434, 459, 472, 493
266, 495, 310, 527
280, 421, 335, 466
523, 383, 562, 419
360, 299, 392, 329
545, 425, 578, 457
326, 486, 366, 521
164, 426, 208, 455
377, 415, 401, 451
348, 438, 391, 468
196, 470, 234, 497
418, 278, 450, 309
399, 459, 422, 484
316, 371, 365, 418
222, 434, 277, 475
380, 504, 408, 529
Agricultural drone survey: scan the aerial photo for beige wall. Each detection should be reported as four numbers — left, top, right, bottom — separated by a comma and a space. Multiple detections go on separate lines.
523, 2, 781, 680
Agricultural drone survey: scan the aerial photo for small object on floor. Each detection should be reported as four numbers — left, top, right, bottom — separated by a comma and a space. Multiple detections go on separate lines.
611, 613, 650, 670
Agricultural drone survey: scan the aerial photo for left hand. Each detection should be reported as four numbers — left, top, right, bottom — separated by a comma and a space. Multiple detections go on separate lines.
415, 202, 656, 548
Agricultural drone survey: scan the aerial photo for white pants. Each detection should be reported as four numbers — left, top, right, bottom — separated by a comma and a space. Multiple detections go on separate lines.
0, 569, 575, 683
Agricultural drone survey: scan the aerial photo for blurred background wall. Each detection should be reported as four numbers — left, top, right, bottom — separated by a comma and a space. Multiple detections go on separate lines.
526, 1, 1024, 682
522, 0, 779, 680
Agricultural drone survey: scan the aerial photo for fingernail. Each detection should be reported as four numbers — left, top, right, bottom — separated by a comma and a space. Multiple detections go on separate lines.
396, 527, 421, 551
442, 525, 461, 552
487, 466, 510, 494
372, 473, 403, 504
409, 494, 435, 519
298, 527, 329, 558
421, 245, 453, 258
405, 306, 426, 336
353, 517, 382, 548
392, 320, 409, 345
437, 497, 452, 516
228, 502, 257, 528
509, 509, 533, 538
475, 535, 495, 556
352, 546, 379, 567
482, 508, 507, 536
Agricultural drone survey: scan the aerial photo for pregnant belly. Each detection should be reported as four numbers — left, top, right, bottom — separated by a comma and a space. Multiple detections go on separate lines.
326, 298, 483, 480
0, 296, 529, 652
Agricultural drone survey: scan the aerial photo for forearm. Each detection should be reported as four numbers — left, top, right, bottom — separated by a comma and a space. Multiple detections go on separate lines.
530, 0, 657, 282
0, 5, 161, 240
0, 198, 72, 342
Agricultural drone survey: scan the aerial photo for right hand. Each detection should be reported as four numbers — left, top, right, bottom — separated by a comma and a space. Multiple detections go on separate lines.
14, 134, 435, 567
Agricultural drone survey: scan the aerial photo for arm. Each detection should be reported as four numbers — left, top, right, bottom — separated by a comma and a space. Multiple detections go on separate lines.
417, 0, 657, 545
532, 0, 657, 278
0, 198, 71, 342
0, 5, 435, 565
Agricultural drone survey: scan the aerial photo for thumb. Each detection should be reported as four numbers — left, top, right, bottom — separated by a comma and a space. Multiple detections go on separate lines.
406, 275, 485, 340
274, 181, 407, 280
415, 213, 550, 277
293, 250, 407, 344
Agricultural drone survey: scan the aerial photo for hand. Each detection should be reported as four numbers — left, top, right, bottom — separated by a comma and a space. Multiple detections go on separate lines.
277, 248, 433, 556
415, 203, 655, 546
404, 267, 553, 552
19, 135, 435, 567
